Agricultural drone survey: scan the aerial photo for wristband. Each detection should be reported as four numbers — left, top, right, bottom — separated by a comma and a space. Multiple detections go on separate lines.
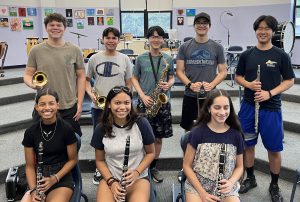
52, 174, 60, 183
106, 176, 114, 185
29, 187, 36, 194
268, 90, 272, 98
135, 169, 141, 176
186, 82, 192, 89
108, 178, 119, 187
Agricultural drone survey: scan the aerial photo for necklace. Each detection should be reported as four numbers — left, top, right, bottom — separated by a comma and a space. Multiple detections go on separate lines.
40, 120, 57, 141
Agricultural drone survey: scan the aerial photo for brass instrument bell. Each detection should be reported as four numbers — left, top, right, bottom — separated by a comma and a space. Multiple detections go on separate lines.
92, 88, 106, 110
32, 71, 48, 88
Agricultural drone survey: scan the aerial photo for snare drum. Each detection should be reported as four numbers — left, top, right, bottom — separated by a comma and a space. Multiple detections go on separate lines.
26, 37, 39, 55
272, 22, 295, 54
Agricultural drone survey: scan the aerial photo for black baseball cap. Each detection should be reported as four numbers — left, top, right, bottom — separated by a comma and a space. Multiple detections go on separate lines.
194, 12, 211, 26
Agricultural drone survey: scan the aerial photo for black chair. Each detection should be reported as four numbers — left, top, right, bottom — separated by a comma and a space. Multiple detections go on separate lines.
290, 167, 300, 202
119, 49, 134, 55
226, 46, 243, 87
70, 133, 88, 202
183, 37, 193, 42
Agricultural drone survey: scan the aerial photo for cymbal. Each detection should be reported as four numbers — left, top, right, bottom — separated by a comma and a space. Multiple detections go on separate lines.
69, 31, 87, 37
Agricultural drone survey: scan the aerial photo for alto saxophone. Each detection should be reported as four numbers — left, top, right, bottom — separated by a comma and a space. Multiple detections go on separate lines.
92, 87, 106, 110
255, 65, 261, 134
214, 143, 227, 199
36, 142, 45, 201
119, 136, 130, 202
145, 54, 170, 118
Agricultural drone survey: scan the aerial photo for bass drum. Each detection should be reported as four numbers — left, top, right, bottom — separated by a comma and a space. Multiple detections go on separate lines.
272, 21, 295, 54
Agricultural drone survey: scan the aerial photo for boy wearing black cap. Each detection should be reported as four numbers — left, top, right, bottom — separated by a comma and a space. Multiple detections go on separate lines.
176, 12, 227, 131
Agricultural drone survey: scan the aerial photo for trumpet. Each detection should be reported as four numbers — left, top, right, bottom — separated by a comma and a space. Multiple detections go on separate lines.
92, 88, 106, 110
32, 71, 48, 88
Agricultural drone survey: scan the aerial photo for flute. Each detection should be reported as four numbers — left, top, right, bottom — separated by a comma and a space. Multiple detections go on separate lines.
254, 65, 261, 134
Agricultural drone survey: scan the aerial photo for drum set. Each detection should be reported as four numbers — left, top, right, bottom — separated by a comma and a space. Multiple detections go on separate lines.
25, 37, 48, 55
272, 21, 295, 54
0, 41, 8, 77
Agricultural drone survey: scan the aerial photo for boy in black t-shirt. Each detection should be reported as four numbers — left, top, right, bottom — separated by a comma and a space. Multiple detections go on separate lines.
235, 15, 295, 202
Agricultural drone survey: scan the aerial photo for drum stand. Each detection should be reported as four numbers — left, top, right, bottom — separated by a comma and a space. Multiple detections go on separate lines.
0, 42, 8, 77
70, 31, 87, 47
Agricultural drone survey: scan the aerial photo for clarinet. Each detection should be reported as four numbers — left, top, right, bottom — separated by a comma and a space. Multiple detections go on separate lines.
255, 65, 261, 134
119, 136, 130, 202
214, 143, 227, 199
36, 142, 45, 201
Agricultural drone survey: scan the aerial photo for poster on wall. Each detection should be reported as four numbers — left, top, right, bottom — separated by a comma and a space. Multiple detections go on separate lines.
106, 9, 114, 16
177, 9, 184, 16
74, 10, 85, 19
186, 9, 196, 16
187, 16, 194, 26
107, 17, 113, 25
0, 18, 9, 27
18, 8, 26, 17
66, 19, 73, 27
9, 7, 17, 16
96, 9, 104, 16
77, 21, 84, 29
23, 18, 34, 30
87, 9, 95, 16
66, 9, 72, 17
88, 17, 94, 25
177, 17, 184, 25
97, 17, 104, 26
10, 18, 22, 31
44, 8, 54, 16
0, 6, 9, 16
27, 8, 37, 16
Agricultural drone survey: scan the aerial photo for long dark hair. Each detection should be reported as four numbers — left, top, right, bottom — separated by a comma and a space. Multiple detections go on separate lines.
194, 89, 243, 133
35, 88, 59, 104
100, 86, 138, 138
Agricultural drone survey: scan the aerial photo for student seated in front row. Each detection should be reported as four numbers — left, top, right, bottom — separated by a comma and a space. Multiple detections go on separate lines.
90, 86, 155, 202
183, 89, 244, 202
21, 88, 78, 202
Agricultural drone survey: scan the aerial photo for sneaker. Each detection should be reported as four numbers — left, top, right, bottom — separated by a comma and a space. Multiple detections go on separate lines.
239, 177, 257, 194
269, 183, 283, 202
93, 169, 101, 185
151, 168, 163, 183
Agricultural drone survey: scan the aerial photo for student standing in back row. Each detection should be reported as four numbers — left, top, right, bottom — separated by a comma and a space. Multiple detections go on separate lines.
176, 12, 227, 131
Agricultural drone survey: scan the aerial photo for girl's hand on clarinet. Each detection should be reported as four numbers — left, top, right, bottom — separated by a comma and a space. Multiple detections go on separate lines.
199, 190, 220, 202
218, 179, 234, 194
110, 181, 125, 202
123, 169, 139, 187
37, 176, 56, 192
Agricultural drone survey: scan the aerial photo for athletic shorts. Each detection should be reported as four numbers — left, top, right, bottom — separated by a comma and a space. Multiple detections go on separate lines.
238, 100, 283, 152
180, 95, 205, 131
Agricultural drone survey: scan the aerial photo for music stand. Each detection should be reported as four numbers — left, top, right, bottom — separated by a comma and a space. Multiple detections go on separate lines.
70, 31, 87, 47
220, 11, 233, 47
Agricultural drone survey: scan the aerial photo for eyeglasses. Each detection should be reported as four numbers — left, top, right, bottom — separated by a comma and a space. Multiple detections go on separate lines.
149, 35, 163, 40
194, 21, 209, 27
112, 86, 130, 94
257, 27, 272, 31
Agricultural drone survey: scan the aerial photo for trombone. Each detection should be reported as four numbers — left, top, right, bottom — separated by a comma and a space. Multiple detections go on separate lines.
92, 88, 106, 110
32, 71, 48, 88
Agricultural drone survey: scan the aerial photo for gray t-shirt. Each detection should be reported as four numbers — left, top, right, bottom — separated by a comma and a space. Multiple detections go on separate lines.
27, 42, 85, 109
133, 52, 174, 97
87, 51, 132, 109
176, 39, 225, 97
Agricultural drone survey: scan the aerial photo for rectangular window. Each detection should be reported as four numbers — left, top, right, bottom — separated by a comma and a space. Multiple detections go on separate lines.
294, 0, 300, 37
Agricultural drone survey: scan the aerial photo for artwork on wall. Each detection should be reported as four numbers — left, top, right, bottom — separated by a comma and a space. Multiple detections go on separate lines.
18, 7, 26, 17
187, 16, 194, 26
106, 8, 114, 16
77, 21, 84, 29
44, 8, 54, 16
186, 9, 196, 16
87, 9, 95, 16
107, 17, 113, 25
177, 9, 184, 16
0, 18, 9, 27
66, 9, 72, 17
177, 17, 184, 25
10, 18, 21, 31
97, 17, 104, 26
88, 17, 95, 25
67, 19, 73, 27
74, 10, 85, 19
23, 18, 34, 30
9, 7, 17, 16
96, 9, 104, 16
27, 8, 37, 16
0, 6, 9, 16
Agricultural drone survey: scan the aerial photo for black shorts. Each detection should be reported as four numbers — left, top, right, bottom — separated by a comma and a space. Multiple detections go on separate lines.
180, 95, 205, 131
137, 100, 173, 139
42, 162, 74, 195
